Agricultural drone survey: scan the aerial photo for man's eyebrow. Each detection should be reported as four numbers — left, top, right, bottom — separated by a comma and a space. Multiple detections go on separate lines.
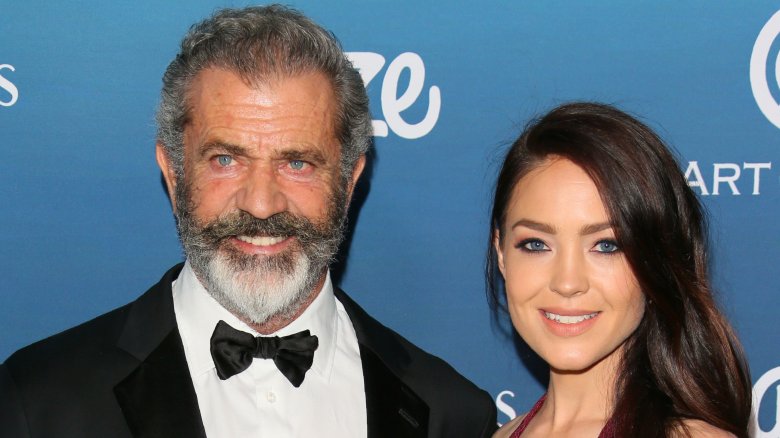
510, 219, 556, 234
198, 141, 247, 158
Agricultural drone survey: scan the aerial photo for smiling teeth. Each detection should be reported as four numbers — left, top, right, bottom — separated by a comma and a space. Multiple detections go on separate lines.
237, 235, 286, 246
544, 312, 598, 324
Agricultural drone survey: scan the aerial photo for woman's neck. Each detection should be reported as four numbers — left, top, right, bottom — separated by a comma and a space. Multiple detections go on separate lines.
533, 351, 620, 436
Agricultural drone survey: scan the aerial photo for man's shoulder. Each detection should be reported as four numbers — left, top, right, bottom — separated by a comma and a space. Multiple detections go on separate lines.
0, 265, 184, 437
363, 312, 483, 395
4, 301, 132, 371
0, 298, 139, 432
335, 288, 481, 386
2, 264, 181, 383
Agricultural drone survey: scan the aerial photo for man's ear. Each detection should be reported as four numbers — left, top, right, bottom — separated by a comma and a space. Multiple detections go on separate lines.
156, 142, 178, 209
493, 229, 506, 278
345, 154, 366, 204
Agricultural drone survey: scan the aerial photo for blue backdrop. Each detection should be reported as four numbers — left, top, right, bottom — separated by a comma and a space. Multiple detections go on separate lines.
2, 2, 779, 435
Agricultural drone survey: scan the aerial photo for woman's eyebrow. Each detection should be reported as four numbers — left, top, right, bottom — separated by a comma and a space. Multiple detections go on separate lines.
510, 219, 556, 234
581, 222, 612, 236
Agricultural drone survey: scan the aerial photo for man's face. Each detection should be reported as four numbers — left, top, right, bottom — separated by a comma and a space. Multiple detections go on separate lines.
157, 68, 364, 328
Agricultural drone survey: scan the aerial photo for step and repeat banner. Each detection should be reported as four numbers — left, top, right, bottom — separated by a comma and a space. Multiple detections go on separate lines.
2, 1, 779, 434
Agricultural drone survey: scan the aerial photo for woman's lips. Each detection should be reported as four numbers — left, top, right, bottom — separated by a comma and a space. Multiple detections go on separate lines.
539, 309, 601, 337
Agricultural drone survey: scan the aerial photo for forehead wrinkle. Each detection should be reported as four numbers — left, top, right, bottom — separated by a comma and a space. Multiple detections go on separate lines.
189, 69, 336, 128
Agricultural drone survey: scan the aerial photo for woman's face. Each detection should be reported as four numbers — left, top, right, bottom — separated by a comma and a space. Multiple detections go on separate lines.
495, 157, 645, 373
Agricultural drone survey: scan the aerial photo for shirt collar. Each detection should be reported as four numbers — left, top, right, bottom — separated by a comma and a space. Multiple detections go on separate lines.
172, 260, 338, 381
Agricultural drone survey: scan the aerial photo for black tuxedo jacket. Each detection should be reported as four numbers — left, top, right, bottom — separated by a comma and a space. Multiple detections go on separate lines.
1, 264, 496, 437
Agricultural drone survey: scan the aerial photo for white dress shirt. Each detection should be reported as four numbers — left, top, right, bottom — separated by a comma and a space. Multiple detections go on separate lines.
172, 261, 367, 437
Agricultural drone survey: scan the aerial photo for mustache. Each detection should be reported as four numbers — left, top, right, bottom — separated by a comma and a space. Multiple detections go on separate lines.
192, 210, 331, 247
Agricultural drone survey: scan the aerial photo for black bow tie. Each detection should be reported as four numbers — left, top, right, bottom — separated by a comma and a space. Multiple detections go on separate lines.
209, 320, 319, 387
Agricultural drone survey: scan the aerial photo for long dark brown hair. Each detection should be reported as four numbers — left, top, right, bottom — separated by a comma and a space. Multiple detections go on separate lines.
486, 102, 751, 437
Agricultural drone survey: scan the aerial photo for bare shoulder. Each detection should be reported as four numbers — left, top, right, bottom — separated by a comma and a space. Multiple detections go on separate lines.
673, 419, 736, 438
492, 413, 526, 438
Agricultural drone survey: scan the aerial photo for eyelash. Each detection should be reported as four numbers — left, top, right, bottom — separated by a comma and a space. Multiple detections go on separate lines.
288, 159, 309, 171
513, 238, 622, 255
515, 238, 549, 253
213, 154, 234, 167
593, 239, 621, 255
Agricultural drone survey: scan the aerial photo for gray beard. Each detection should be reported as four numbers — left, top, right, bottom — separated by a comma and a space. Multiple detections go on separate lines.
173, 178, 347, 325
195, 242, 318, 325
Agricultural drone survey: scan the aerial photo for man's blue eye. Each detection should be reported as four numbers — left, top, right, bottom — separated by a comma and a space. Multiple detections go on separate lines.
290, 160, 306, 170
595, 240, 619, 253
216, 155, 233, 166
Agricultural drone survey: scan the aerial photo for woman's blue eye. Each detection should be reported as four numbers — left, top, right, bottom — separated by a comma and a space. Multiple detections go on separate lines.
216, 155, 233, 167
595, 240, 620, 253
518, 239, 548, 252
289, 160, 306, 170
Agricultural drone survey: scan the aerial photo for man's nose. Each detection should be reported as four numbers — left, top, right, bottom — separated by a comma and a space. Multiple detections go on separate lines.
549, 249, 589, 297
235, 164, 288, 219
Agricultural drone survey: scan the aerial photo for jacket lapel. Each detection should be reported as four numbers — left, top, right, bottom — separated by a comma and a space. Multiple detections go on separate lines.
335, 288, 430, 437
360, 345, 429, 437
114, 330, 206, 438
113, 264, 207, 438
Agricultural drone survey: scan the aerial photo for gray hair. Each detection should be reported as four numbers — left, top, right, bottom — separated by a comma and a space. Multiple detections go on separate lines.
155, 5, 371, 180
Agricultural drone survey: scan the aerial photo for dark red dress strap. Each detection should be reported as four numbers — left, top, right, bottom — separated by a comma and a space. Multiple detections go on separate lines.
509, 394, 547, 438
598, 417, 616, 438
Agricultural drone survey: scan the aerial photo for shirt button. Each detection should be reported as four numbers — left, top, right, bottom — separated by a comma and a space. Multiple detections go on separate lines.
266, 391, 277, 403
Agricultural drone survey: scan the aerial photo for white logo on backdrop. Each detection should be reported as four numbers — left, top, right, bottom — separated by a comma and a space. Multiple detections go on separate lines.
0, 64, 18, 107
684, 161, 772, 195
346, 52, 441, 139
752, 366, 780, 437
495, 390, 518, 427
751, 10, 780, 129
